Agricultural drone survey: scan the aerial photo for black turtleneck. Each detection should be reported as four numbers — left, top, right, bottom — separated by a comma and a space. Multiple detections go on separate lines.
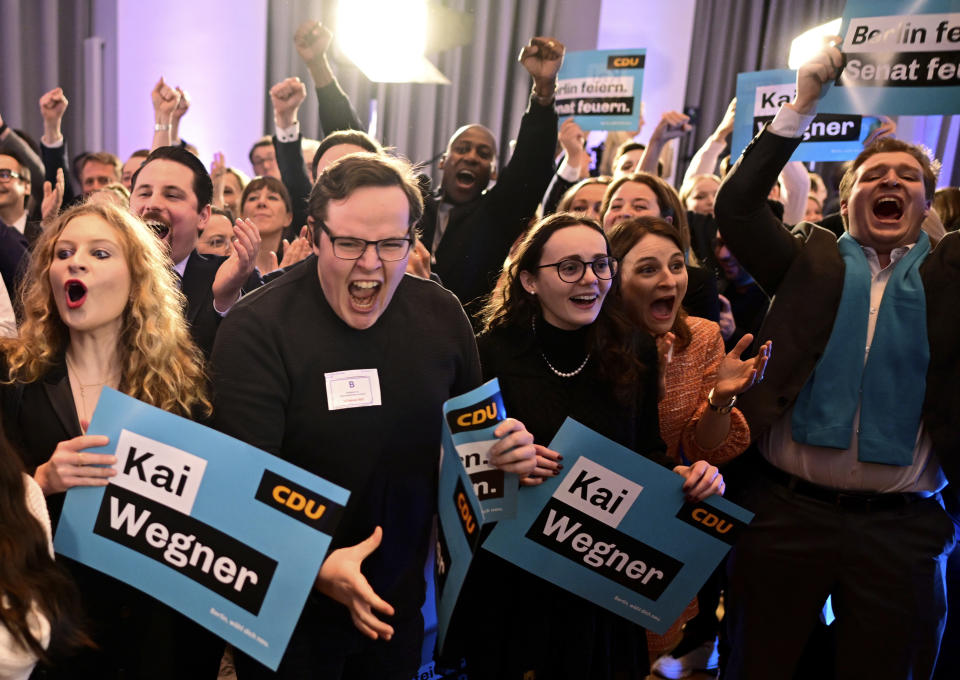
532, 314, 591, 375
476, 316, 668, 466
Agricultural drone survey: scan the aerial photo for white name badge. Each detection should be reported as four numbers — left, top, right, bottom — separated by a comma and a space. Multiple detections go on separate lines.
324, 368, 382, 411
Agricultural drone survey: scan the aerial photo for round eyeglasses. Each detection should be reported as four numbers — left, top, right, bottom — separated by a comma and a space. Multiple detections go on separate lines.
537, 256, 618, 283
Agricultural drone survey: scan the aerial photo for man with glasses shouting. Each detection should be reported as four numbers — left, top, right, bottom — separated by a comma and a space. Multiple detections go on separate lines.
211, 152, 536, 679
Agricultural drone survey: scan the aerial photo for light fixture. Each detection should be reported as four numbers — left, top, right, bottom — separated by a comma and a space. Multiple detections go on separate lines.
336, 0, 449, 84
788, 18, 843, 70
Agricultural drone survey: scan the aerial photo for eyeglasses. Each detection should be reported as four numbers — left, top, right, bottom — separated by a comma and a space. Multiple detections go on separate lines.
319, 222, 412, 262
0, 168, 23, 182
538, 256, 618, 283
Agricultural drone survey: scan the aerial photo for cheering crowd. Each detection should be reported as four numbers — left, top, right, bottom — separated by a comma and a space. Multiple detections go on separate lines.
0, 18, 958, 680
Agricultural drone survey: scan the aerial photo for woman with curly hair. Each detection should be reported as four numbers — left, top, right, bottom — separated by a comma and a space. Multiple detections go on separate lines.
447, 212, 725, 679
0, 201, 218, 678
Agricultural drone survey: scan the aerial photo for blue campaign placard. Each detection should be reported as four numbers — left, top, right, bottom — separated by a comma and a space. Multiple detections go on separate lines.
555, 49, 646, 131
435, 421, 484, 653
442, 378, 516, 523
820, 0, 960, 115
731, 69, 881, 162
483, 418, 753, 634
53, 388, 350, 671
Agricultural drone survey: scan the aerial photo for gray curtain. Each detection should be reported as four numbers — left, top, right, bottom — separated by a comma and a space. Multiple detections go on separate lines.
0, 0, 94, 159
681, 0, 846, 174
264, 0, 584, 187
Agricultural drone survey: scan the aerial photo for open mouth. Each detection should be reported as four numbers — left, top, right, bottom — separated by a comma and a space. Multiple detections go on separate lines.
349, 281, 381, 311
570, 293, 599, 309
873, 196, 903, 221
649, 295, 676, 322
142, 210, 171, 240
65, 279, 87, 309
455, 169, 477, 188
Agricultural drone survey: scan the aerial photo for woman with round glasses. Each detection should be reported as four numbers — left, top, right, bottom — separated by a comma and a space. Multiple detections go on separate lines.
448, 212, 724, 680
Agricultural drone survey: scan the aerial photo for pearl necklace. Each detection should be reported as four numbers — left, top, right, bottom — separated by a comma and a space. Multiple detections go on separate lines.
532, 316, 590, 378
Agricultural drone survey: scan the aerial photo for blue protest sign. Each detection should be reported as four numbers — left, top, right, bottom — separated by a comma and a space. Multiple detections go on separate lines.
435, 390, 485, 653
731, 69, 882, 161
53, 388, 349, 671
821, 0, 960, 115
556, 49, 646, 131
482, 418, 753, 634
442, 378, 516, 522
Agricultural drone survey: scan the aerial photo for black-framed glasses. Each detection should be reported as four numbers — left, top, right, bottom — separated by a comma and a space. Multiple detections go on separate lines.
319, 222, 412, 262
0, 168, 23, 182
538, 256, 618, 283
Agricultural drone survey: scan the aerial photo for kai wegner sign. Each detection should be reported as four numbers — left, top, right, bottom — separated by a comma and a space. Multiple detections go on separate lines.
555, 49, 646, 131
483, 418, 753, 634
54, 388, 349, 670
820, 0, 960, 115
731, 69, 875, 161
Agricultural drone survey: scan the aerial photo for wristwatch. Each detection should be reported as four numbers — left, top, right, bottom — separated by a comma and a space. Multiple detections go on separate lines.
707, 388, 737, 415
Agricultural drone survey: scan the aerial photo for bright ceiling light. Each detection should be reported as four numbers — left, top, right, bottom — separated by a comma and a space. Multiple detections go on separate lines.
337, 0, 449, 83
788, 18, 843, 70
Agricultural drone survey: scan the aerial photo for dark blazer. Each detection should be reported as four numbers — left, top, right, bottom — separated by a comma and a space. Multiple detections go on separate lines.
0, 220, 28, 298
427, 101, 558, 317
715, 126, 960, 487
180, 250, 262, 357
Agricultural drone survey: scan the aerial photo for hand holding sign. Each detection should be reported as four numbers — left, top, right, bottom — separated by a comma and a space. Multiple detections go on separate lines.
35, 434, 115, 495
315, 526, 395, 641
673, 460, 724, 503
789, 35, 844, 115
521, 444, 563, 487
489, 418, 537, 477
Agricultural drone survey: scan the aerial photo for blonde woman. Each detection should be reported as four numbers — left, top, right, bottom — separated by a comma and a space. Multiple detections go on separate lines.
0, 201, 220, 679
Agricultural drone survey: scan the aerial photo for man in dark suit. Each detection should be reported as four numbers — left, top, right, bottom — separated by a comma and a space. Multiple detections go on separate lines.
129, 146, 261, 355
715, 41, 959, 680
288, 22, 563, 318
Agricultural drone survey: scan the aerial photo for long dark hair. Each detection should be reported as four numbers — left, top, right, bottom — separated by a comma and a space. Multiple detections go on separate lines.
608, 216, 692, 350
0, 425, 92, 661
480, 212, 652, 402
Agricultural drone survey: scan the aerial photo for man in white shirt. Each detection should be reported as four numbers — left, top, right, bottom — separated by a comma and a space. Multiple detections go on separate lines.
715, 40, 959, 680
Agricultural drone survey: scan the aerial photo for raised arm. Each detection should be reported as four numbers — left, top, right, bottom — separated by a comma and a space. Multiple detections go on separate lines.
294, 20, 364, 134
683, 97, 736, 183
640, 111, 691, 175
270, 76, 312, 241
150, 77, 181, 150
38, 88, 75, 213
486, 37, 564, 216
715, 38, 843, 296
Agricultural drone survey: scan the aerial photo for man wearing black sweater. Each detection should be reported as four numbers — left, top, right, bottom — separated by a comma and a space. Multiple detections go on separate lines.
211, 153, 536, 679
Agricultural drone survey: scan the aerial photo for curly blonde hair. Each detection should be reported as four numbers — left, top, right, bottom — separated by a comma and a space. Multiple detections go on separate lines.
3, 202, 211, 417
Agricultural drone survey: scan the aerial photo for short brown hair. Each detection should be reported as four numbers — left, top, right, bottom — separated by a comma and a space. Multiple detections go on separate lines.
79, 151, 122, 179
600, 172, 691, 253
308, 153, 424, 246
838, 138, 938, 228
240, 175, 292, 215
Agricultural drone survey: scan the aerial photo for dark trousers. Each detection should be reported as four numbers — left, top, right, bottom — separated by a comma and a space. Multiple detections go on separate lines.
725, 477, 955, 680
234, 597, 422, 680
